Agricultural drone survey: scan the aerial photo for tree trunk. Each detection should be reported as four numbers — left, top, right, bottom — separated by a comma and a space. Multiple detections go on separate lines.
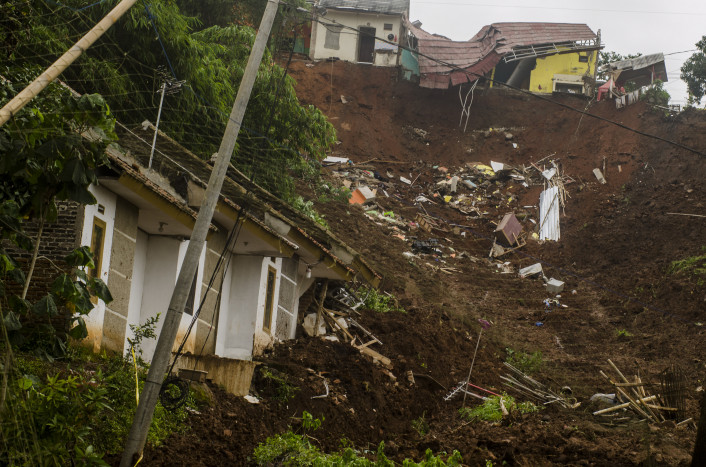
693, 389, 706, 466
21, 214, 44, 300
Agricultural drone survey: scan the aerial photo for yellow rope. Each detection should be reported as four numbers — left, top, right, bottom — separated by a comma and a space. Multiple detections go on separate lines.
131, 347, 144, 467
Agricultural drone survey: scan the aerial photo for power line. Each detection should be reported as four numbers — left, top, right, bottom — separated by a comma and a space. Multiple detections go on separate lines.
309, 12, 706, 157
411, 1, 706, 17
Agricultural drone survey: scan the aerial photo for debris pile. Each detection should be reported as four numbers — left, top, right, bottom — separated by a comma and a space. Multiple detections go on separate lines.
592, 360, 693, 427
301, 282, 393, 371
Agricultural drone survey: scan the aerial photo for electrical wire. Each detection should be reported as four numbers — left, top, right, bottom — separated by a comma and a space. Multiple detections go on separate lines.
305, 10, 706, 157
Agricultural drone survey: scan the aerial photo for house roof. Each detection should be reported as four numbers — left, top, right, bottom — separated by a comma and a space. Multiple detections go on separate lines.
111, 122, 381, 287
318, 0, 409, 15
407, 20, 600, 89
601, 53, 668, 87
601, 53, 666, 73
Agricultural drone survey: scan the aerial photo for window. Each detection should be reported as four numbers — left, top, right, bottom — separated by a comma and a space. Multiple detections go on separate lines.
89, 218, 106, 280
578, 55, 589, 63
184, 274, 199, 316
384, 23, 393, 31
263, 267, 276, 332
324, 24, 343, 50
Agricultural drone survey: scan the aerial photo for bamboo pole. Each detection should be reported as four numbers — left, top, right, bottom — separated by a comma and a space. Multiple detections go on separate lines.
592, 396, 658, 416
0, 0, 139, 126
608, 360, 663, 422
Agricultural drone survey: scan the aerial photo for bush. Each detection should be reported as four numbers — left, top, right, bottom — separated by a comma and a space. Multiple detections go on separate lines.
458, 394, 541, 423
360, 287, 405, 313
1, 347, 196, 464
505, 348, 543, 375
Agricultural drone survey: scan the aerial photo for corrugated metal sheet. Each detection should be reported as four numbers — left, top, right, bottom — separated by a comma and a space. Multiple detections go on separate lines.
539, 186, 560, 241
604, 53, 665, 72
408, 19, 597, 90
319, 0, 409, 15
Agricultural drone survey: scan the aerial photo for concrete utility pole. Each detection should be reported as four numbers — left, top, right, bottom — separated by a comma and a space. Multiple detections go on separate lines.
0, 0, 138, 127
119, 0, 280, 465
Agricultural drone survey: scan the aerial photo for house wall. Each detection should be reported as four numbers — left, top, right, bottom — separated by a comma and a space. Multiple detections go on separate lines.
192, 230, 228, 356
311, 10, 403, 66
529, 51, 597, 94
136, 237, 204, 360
101, 197, 138, 353
124, 228, 147, 354
81, 185, 117, 353
216, 255, 284, 360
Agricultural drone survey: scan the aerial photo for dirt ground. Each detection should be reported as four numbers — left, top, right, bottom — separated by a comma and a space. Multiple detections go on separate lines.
142, 60, 706, 465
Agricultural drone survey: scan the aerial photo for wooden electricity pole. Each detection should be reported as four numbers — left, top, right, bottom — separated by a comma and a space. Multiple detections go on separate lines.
0, 0, 139, 127
119, 1, 280, 465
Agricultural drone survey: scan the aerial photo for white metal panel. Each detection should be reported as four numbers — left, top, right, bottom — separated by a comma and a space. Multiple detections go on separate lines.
539, 186, 560, 241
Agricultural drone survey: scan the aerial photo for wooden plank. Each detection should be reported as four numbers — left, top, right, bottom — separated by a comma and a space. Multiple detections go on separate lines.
313, 279, 329, 337
357, 345, 392, 369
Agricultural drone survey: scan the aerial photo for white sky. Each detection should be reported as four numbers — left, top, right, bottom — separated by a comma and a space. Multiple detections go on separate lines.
409, 0, 706, 105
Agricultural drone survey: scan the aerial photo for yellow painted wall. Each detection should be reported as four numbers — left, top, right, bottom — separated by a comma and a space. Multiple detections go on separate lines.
529, 51, 597, 94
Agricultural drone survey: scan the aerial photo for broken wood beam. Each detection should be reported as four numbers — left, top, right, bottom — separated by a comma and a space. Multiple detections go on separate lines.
313, 279, 329, 338
593, 395, 658, 415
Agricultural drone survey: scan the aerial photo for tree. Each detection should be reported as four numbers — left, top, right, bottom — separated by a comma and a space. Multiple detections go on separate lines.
596, 51, 642, 82
681, 36, 706, 105
1, 0, 335, 200
640, 79, 670, 107
1, 66, 114, 358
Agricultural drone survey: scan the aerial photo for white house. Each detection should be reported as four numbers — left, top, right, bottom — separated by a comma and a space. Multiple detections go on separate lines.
310, 0, 410, 67
68, 121, 380, 394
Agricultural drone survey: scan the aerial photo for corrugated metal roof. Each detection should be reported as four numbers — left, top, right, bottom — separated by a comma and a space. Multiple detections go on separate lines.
318, 0, 409, 15
604, 53, 665, 72
407, 19, 598, 89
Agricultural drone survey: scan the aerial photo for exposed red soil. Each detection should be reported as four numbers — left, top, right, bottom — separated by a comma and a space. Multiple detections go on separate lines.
142, 60, 706, 465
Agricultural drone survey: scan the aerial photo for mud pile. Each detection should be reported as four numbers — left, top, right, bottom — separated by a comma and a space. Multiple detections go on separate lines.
142, 60, 705, 465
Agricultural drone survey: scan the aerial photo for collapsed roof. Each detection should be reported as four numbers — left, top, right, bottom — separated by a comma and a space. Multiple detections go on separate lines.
317, 0, 409, 15
599, 53, 668, 87
102, 121, 381, 287
406, 21, 600, 89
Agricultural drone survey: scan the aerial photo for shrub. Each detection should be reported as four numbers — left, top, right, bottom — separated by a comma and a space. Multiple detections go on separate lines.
458, 394, 541, 422
505, 348, 543, 375
360, 287, 405, 313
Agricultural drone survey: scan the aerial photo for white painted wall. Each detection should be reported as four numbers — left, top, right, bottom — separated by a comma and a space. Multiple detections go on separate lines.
311, 10, 403, 66
175, 240, 205, 355
217, 256, 283, 360
81, 185, 117, 353
138, 236, 180, 360
124, 229, 147, 355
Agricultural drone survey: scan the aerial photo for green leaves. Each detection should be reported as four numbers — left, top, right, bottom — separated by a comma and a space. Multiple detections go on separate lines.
681, 36, 706, 105
32, 295, 59, 317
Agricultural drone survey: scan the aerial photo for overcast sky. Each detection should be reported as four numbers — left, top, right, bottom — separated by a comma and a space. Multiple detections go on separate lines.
409, 0, 706, 106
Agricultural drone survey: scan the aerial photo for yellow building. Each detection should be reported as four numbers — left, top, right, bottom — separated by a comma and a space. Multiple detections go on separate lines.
529, 50, 598, 95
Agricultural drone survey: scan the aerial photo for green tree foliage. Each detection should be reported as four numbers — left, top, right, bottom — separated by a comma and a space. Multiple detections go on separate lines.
2, 348, 195, 464
1, 0, 335, 200
0, 67, 114, 357
681, 36, 706, 105
596, 51, 642, 82
640, 79, 671, 107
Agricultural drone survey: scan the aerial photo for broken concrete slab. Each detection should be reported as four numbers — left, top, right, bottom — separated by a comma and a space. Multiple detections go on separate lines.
519, 263, 543, 278
546, 278, 565, 294
323, 156, 350, 165
450, 176, 459, 193
593, 168, 607, 184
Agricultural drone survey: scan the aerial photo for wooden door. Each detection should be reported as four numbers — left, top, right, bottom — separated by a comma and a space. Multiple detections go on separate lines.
357, 26, 375, 63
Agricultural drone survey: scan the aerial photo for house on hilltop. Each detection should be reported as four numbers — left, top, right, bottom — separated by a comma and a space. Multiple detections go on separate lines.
26, 120, 380, 395
404, 20, 602, 96
310, 0, 410, 67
